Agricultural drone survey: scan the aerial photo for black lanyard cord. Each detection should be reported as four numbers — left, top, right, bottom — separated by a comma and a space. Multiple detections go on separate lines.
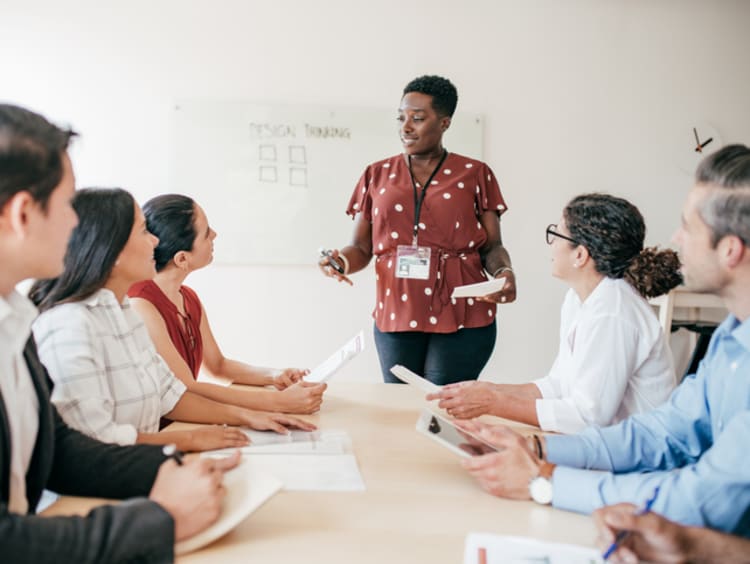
407, 149, 448, 244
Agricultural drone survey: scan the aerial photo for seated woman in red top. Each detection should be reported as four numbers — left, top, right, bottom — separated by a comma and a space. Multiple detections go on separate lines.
129, 195, 326, 414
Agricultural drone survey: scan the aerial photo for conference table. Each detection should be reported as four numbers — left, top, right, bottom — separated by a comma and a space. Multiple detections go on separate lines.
44, 383, 597, 563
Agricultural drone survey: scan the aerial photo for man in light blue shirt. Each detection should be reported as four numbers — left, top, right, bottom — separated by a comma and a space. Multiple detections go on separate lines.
459, 144, 750, 536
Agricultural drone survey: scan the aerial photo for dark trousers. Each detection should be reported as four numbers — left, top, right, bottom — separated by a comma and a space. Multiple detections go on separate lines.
373, 321, 497, 385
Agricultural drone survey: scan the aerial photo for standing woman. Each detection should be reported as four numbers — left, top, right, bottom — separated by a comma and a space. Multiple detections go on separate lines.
30, 188, 314, 452
320, 75, 516, 385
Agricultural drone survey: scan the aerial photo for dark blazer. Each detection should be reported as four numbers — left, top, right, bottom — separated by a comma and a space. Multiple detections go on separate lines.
0, 338, 175, 563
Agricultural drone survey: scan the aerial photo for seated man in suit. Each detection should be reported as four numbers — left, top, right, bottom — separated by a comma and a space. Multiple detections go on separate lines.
457, 144, 750, 536
0, 103, 239, 562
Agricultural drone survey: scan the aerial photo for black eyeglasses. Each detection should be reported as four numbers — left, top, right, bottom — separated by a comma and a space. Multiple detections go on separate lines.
546, 224, 578, 245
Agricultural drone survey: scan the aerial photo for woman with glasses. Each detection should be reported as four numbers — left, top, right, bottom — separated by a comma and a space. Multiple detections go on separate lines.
128, 194, 327, 414
319, 75, 516, 385
30, 188, 315, 452
428, 193, 681, 433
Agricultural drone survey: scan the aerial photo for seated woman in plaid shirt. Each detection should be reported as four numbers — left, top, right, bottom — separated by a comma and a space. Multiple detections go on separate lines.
30, 187, 316, 452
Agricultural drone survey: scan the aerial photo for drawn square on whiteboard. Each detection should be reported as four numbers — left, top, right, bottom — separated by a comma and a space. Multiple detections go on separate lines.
289, 145, 306, 164
259, 166, 278, 183
259, 144, 277, 161
289, 167, 307, 187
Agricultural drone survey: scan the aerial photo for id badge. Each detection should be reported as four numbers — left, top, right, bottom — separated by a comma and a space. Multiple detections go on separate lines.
395, 245, 431, 279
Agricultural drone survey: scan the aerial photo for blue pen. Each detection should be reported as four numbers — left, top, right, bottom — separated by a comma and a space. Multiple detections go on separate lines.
602, 486, 660, 561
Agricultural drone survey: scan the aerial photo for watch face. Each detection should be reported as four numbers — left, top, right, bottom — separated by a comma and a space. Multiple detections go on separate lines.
529, 476, 553, 505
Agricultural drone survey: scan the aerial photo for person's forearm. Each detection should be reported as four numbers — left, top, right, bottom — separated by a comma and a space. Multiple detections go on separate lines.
492, 382, 542, 400
339, 244, 372, 275
165, 391, 247, 425
206, 358, 275, 387
685, 526, 750, 563
185, 379, 281, 411
481, 242, 512, 276
137, 430, 196, 451
490, 392, 540, 427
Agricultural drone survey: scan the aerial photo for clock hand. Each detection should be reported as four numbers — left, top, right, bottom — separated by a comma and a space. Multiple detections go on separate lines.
700, 137, 714, 149
693, 127, 701, 148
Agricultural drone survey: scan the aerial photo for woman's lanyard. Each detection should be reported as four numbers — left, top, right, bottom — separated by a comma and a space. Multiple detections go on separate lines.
407, 149, 448, 245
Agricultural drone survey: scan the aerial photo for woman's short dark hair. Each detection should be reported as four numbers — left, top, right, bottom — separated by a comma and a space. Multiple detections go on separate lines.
403, 75, 458, 117
564, 193, 682, 298
29, 188, 135, 311
142, 194, 197, 272
0, 104, 77, 211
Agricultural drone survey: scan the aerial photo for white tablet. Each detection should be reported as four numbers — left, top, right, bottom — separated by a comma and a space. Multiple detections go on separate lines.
451, 277, 506, 299
389, 364, 442, 394
416, 408, 497, 458
305, 330, 365, 383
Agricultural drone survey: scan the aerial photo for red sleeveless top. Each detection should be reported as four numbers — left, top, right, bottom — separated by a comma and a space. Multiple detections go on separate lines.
128, 280, 204, 379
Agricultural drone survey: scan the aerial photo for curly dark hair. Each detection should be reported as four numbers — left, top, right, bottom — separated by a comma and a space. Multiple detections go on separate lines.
403, 75, 458, 117
564, 193, 682, 298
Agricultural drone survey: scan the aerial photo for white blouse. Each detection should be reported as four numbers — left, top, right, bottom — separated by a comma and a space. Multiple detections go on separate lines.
33, 288, 186, 445
533, 277, 675, 434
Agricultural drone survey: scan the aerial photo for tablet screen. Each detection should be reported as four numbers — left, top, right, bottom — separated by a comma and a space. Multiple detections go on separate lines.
416, 409, 496, 458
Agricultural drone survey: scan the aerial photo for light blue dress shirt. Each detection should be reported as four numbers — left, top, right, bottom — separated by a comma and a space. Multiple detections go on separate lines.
545, 313, 750, 535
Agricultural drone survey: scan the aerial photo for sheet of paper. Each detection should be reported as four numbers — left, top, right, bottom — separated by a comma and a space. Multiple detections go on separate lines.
463, 533, 603, 564
390, 364, 442, 394
243, 454, 366, 491
451, 277, 506, 299
175, 463, 283, 555
305, 330, 365, 383
205, 430, 352, 456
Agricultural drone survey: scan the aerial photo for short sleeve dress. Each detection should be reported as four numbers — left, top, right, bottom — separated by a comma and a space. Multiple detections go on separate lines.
347, 152, 508, 333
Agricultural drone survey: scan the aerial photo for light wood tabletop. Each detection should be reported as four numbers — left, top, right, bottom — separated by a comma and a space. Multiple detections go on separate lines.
44, 382, 598, 563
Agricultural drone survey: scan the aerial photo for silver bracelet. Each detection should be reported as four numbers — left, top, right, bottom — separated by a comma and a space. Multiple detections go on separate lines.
338, 252, 350, 275
491, 266, 513, 278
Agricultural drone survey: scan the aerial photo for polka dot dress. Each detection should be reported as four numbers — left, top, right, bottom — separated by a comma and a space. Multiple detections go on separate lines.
347, 152, 508, 334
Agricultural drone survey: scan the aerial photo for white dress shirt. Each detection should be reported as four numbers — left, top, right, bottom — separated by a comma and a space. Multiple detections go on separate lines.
0, 291, 40, 514
533, 277, 675, 434
32, 288, 186, 445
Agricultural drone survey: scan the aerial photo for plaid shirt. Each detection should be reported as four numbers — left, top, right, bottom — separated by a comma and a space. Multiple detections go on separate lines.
33, 289, 186, 445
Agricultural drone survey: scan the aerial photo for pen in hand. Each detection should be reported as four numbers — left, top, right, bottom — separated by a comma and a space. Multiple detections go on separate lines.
601, 486, 660, 560
162, 443, 184, 466
319, 247, 345, 274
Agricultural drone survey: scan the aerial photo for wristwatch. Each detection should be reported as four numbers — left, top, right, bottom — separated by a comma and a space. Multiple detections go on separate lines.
529, 461, 556, 505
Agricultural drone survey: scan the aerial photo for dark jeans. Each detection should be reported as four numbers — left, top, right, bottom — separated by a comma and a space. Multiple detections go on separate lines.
373, 321, 497, 385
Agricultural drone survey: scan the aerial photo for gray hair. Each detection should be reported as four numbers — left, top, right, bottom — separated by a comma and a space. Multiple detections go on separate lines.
695, 144, 750, 247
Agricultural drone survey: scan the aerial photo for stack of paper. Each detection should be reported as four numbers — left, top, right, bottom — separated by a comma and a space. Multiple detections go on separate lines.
464, 533, 603, 564
305, 330, 365, 383
175, 463, 283, 555
204, 430, 365, 492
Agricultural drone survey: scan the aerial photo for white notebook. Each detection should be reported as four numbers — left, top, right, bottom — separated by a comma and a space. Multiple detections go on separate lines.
305, 330, 365, 383
451, 277, 506, 299
389, 364, 442, 394
175, 462, 283, 555
463, 533, 603, 564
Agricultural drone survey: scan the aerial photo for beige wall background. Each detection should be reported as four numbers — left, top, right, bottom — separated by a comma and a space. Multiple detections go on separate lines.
2, 0, 749, 383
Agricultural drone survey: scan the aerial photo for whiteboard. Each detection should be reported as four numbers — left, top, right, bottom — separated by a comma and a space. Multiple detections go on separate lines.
170, 101, 483, 265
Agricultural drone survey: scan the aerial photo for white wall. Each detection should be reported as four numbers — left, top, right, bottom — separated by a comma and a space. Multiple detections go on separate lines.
2, 0, 749, 382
